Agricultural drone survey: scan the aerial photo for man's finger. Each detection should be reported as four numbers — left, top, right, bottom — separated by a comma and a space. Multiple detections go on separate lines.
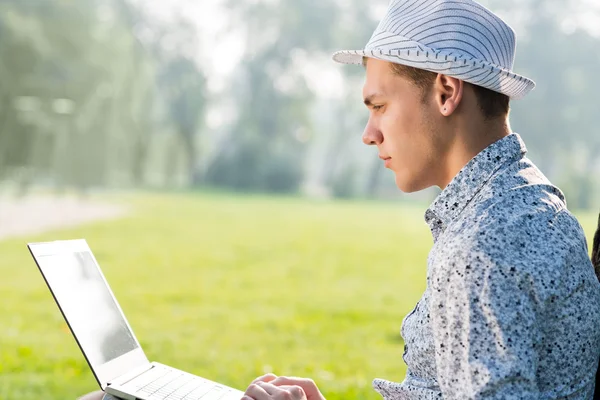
270, 377, 317, 399
244, 383, 270, 400
252, 373, 278, 384
271, 376, 314, 388
257, 383, 306, 400
256, 382, 278, 395
277, 385, 306, 399
288, 386, 306, 400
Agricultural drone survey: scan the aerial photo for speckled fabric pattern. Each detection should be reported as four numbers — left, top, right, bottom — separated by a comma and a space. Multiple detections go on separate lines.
373, 134, 600, 399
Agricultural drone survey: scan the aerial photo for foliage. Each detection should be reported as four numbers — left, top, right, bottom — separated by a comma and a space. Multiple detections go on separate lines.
0, 0, 207, 190
0, 0, 599, 206
0, 0, 157, 189
204, 0, 378, 194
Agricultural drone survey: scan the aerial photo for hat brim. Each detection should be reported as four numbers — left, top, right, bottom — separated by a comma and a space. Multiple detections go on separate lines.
332, 48, 535, 100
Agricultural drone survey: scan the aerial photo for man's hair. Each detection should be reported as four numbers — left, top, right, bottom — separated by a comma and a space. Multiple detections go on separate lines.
385, 60, 510, 120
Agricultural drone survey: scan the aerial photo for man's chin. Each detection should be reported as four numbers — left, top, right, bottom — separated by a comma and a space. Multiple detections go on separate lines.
395, 173, 430, 193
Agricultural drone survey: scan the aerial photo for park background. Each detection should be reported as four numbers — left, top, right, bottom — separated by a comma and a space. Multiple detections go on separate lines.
1, 0, 599, 399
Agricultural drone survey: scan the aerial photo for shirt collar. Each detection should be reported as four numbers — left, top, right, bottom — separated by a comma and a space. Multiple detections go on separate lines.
425, 133, 527, 233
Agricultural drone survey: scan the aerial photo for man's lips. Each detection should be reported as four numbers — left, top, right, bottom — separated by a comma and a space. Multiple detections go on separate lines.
379, 155, 392, 167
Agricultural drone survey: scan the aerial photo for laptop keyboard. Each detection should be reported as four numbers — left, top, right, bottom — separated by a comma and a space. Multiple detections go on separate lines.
127, 367, 233, 400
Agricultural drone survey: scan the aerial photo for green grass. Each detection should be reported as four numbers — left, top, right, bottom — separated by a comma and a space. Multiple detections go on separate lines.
0, 193, 597, 400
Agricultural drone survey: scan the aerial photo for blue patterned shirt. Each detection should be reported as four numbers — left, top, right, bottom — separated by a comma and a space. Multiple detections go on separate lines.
373, 133, 600, 399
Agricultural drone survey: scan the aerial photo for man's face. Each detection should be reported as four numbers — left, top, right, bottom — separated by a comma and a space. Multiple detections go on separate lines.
362, 58, 445, 193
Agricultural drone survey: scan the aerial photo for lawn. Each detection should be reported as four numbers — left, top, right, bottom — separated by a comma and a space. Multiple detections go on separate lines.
0, 193, 597, 400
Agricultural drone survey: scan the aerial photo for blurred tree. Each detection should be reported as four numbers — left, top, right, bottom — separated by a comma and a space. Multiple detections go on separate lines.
120, 2, 208, 187
158, 55, 206, 186
0, 0, 159, 192
0, 0, 598, 207
203, 0, 333, 193
207, 0, 383, 194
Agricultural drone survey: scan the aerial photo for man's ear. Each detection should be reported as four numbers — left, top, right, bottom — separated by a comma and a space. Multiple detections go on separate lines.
434, 74, 464, 117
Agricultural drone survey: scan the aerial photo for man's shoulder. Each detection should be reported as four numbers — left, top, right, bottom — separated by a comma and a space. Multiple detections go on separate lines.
464, 182, 584, 263
431, 156, 596, 306
441, 162, 587, 274
471, 156, 574, 236
435, 201, 590, 302
485, 156, 565, 207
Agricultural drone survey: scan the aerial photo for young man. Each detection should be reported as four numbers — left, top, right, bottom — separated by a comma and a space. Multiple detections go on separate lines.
241, 0, 600, 399
80, 0, 600, 399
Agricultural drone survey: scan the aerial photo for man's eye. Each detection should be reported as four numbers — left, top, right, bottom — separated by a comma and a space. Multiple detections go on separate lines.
373, 105, 383, 111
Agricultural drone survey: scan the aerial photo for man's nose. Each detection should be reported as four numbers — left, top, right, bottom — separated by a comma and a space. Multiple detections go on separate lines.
362, 122, 383, 146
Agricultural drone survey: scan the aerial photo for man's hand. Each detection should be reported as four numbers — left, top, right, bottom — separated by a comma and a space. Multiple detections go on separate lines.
242, 374, 325, 400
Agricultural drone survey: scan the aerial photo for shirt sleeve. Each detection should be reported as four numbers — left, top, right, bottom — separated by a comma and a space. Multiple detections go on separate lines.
429, 243, 542, 399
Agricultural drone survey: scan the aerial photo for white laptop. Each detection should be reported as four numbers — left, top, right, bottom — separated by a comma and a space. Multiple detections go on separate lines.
28, 239, 244, 400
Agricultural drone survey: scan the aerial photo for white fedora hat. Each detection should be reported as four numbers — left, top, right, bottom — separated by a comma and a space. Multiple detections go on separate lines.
333, 0, 535, 99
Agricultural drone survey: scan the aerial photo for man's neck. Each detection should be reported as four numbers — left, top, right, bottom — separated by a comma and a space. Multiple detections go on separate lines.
438, 117, 511, 189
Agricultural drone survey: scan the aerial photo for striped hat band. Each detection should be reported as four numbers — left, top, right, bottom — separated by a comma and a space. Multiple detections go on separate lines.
332, 0, 535, 99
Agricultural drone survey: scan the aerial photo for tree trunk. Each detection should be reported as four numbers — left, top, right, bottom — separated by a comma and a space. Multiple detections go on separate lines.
180, 128, 199, 186
131, 134, 148, 186
321, 106, 347, 188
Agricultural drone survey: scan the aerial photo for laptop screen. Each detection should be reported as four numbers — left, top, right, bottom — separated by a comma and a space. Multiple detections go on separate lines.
36, 250, 139, 366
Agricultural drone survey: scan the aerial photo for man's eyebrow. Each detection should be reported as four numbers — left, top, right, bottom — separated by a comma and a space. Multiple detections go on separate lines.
363, 93, 383, 107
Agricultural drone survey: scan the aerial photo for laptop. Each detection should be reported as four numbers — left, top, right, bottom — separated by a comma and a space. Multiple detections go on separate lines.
28, 239, 244, 400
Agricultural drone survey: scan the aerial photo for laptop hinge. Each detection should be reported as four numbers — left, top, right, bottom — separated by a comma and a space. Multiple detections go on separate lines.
108, 362, 154, 387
